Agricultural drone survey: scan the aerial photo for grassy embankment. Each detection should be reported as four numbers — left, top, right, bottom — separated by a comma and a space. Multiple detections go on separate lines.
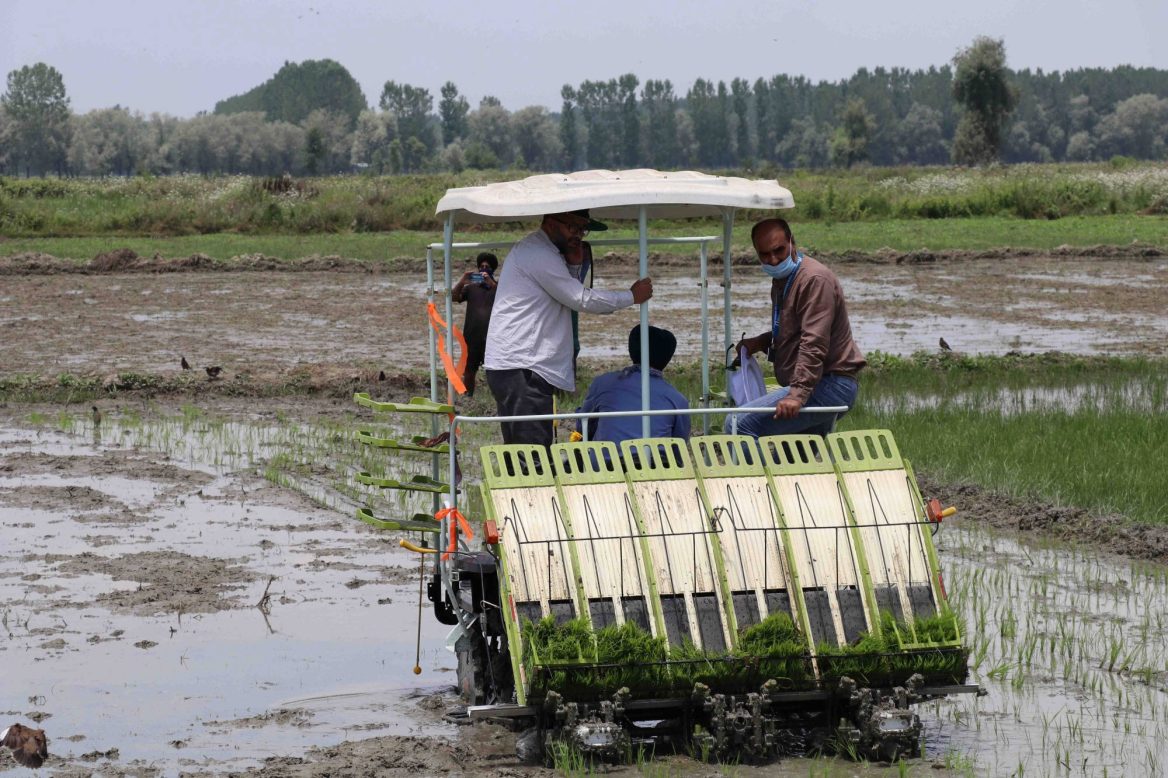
2, 162, 1166, 260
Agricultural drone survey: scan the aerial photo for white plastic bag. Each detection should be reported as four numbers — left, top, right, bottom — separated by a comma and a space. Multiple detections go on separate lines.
727, 346, 766, 406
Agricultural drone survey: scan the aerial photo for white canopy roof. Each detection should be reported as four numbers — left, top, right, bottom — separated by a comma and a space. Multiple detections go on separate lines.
434, 168, 794, 224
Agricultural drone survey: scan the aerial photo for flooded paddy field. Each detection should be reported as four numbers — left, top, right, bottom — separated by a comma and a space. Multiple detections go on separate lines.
1, 398, 1166, 776
2, 253, 1167, 775
1, 254, 1166, 382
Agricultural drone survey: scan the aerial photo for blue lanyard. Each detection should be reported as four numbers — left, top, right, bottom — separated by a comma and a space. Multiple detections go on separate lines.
770, 255, 802, 355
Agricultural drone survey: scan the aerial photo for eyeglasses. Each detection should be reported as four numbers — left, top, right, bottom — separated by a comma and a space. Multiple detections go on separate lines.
550, 215, 590, 237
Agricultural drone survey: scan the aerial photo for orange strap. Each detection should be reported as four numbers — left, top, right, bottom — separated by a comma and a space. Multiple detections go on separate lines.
427, 302, 468, 396
435, 506, 474, 559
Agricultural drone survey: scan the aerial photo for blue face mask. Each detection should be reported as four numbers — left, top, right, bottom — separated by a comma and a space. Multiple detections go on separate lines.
760, 249, 799, 280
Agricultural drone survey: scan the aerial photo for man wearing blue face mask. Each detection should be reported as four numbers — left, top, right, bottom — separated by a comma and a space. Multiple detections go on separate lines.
726, 218, 866, 437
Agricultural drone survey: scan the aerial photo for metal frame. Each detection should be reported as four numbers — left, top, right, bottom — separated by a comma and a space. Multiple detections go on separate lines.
412, 204, 841, 645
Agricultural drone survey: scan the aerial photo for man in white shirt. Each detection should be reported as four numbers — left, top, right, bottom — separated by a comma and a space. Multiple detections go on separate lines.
485, 210, 653, 446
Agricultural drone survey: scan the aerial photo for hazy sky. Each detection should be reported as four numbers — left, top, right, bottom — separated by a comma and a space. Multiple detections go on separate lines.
2, 0, 1165, 117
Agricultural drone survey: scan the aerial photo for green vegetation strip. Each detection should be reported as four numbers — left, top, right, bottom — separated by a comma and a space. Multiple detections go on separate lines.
522, 611, 966, 700
2, 164, 1166, 256
3, 215, 1164, 262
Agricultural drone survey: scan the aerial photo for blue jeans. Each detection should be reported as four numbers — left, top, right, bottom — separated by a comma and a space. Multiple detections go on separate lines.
724, 374, 859, 438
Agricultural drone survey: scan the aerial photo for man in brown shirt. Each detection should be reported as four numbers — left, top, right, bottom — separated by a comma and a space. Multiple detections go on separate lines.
726, 218, 866, 437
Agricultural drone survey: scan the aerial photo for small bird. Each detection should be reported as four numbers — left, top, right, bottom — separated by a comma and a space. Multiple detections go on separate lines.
205, 366, 223, 379
378, 370, 386, 381
1, 722, 49, 768
180, 356, 191, 370
939, 337, 952, 352
91, 406, 102, 428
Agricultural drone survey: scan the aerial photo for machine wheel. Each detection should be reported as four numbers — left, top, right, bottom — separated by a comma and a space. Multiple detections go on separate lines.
456, 624, 512, 705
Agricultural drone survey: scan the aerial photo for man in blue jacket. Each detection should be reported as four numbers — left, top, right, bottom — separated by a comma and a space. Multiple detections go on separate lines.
577, 325, 690, 443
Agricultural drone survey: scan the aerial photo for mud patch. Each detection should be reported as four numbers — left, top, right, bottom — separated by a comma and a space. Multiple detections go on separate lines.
0, 484, 121, 513
919, 471, 1168, 562
54, 550, 254, 615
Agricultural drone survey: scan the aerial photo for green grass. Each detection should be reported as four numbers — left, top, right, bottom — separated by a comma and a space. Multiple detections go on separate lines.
2, 164, 1166, 260
2, 214, 1165, 262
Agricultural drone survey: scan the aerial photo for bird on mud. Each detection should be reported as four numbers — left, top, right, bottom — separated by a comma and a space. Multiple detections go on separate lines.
939, 337, 953, 352
181, 356, 191, 370
1, 722, 49, 768
91, 406, 102, 428
205, 366, 223, 380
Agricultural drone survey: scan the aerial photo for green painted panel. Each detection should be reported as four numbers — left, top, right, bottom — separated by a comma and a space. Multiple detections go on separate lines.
354, 393, 455, 415
355, 507, 440, 533
549, 441, 626, 485
758, 434, 835, 475
480, 444, 556, 489
356, 429, 450, 454
690, 435, 765, 478
619, 437, 695, 481
355, 472, 449, 493
826, 429, 904, 473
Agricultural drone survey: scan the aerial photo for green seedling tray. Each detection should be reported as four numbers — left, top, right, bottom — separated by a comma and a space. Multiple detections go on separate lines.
355, 472, 450, 493
355, 507, 440, 533
354, 393, 455, 415
356, 429, 450, 454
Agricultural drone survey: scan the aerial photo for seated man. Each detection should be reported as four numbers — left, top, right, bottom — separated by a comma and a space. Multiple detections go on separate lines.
577, 325, 690, 443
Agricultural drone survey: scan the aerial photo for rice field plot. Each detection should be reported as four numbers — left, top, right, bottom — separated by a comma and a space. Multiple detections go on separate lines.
927, 520, 1168, 776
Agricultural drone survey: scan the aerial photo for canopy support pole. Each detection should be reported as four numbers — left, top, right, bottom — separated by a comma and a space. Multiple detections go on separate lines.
426, 246, 441, 518
443, 214, 457, 516
638, 206, 650, 439
699, 241, 710, 435
722, 210, 735, 357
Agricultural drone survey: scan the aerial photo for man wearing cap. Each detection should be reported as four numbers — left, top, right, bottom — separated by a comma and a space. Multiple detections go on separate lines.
727, 217, 865, 438
485, 210, 653, 447
576, 325, 689, 444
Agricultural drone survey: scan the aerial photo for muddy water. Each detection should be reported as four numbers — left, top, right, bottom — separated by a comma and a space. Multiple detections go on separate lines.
0, 421, 456, 774
933, 521, 1168, 775
3, 407, 1167, 775
1, 256, 1165, 381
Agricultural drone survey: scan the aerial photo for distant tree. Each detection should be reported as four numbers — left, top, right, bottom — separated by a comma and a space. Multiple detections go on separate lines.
892, 103, 947, 164
618, 73, 640, 166
301, 110, 352, 173
641, 79, 678, 168
1095, 93, 1168, 159
829, 98, 874, 167
350, 110, 398, 173
68, 106, 146, 176
438, 81, 469, 144
951, 37, 1017, 164
686, 78, 726, 167
215, 59, 366, 128
560, 85, 579, 170
463, 141, 499, 169
1065, 131, 1094, 161
379, 81, 437, 169
0, 106, 14, 173
673, 108, 697, 165
304, 126, 324, 174
512, 106, 562, 170
479, 95, 503, 108
730, 77, 755, 164
441, 140, 466, 173
776, 117, 830, 168
576, 79, 621, 168
467, 102, 514, 167
2, 63, 72, 176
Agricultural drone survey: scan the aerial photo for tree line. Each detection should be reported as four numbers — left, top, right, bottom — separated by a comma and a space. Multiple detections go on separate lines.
2, 38, 1167, 178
